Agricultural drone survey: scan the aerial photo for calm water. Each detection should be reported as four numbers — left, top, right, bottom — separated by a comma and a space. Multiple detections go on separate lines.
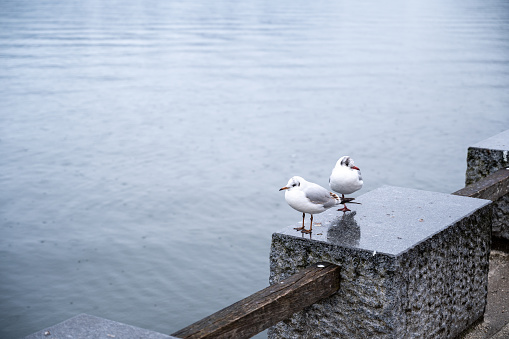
1, 0, 508, 338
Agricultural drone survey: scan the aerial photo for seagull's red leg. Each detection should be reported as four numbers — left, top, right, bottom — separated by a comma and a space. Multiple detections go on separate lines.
302, 214, 313, 234
294, 212, 305, 231
337, 194, 351, 212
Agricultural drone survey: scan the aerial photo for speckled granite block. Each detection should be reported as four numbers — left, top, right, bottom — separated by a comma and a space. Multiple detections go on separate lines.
24, 313, 176, 339
269, 186, 492, 339
466, 129, 509, 239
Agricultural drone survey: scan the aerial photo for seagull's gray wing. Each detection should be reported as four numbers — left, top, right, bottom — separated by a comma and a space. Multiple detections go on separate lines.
305, 184, 338, 208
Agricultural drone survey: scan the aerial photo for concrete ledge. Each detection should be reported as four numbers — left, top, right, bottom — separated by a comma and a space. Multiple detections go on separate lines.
269, 186, 492, 338
24, 314, 176, 339
466, 129, 509, 240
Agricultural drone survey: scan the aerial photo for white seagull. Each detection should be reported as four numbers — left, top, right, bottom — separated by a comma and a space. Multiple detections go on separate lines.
280, 176, 354, 233
329, 156, 363, 212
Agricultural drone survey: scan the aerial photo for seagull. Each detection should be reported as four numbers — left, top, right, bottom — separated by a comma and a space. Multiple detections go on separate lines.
280, 176, 354, 234
329, 156, 363, 212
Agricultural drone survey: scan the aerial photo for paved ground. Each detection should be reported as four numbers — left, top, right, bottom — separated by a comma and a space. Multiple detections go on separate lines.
460, 238, 509, 339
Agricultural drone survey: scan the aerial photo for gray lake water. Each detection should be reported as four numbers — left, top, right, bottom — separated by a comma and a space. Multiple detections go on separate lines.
1, 0, 508, 338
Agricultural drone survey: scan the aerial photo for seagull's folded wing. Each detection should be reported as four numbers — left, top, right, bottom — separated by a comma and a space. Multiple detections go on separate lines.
306, 185, 337, 208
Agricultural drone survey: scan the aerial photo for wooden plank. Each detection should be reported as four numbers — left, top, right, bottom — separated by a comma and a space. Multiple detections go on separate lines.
453, 168, 509, 201
171, 262, 340, 339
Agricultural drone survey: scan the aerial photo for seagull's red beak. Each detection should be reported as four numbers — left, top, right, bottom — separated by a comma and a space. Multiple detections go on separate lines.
279, 186, 289, 191
352, 166, 360, 171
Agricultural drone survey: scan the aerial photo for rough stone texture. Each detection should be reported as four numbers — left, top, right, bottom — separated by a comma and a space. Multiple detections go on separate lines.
269, 186, 492, 339
459, 239, 509, 339
466, 129, 509, 239
490, 195, 509, 239
24, 313, 176, 339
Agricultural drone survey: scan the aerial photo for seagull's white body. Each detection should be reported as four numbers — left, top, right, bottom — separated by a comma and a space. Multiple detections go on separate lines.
329, 156, 363, 212
329, 156, 363, 195
284, 177, 340, 214
280, 176, 342, 233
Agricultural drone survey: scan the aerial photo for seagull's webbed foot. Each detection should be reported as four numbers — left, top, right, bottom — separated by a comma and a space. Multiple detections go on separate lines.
302, 215, 314, 233
337, 205, 351, 212
294, 212, 306, 232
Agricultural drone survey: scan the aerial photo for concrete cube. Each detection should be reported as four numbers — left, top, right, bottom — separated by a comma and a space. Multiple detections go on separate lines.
24, 314, 176, 339
269, 186, 492, 338
466, 129, 509, 239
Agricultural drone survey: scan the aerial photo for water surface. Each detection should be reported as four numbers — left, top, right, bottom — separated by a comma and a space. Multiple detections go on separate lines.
1, 0, 509, 338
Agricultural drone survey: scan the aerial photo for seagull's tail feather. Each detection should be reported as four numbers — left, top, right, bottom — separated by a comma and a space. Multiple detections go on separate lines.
330, 192, 361, 206
340, 197, 361, 205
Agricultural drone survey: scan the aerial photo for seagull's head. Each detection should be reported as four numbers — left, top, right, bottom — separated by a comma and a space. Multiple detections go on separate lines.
279, 176, 305, 191
337, 156, 360, 171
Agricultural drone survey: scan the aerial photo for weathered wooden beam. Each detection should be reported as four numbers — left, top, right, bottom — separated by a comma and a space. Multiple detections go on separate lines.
171, 262, 340, 339
453, 168, 509, 201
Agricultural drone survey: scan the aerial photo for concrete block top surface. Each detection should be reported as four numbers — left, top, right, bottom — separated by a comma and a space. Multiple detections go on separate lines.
24, 313, 176, 339
471, 129, 509, 151
276, 185, 490, 256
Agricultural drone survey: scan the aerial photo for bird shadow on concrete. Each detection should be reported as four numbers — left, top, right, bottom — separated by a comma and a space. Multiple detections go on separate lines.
327, 211, 361, 247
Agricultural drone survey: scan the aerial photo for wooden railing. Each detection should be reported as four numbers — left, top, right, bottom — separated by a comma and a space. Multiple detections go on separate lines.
171, 168, 509, 339
171, 262, 340, 339
453, 168, 509, 201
